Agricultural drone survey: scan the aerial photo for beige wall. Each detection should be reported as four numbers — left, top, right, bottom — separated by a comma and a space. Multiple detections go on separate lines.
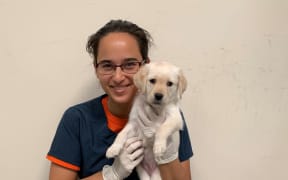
1, 0, 288, 179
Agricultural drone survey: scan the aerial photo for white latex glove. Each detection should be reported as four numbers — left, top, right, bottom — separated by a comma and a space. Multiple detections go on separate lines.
154, 131, 180, 165
103, 136, 144, 180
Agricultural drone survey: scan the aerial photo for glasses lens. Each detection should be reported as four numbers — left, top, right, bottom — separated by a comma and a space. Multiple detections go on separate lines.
96, 60, 141, 74
97, 62, 114, 74
122, 61, 140, 74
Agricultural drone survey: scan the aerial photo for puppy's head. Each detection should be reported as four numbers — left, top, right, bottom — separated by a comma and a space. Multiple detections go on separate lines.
133, 61, 187, 106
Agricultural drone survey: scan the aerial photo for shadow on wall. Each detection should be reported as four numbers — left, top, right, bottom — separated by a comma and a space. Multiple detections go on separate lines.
74, 78, 105, 103
39, 160, 50, 180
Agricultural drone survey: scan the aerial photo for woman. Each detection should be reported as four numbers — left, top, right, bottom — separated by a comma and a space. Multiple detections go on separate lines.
47, 19, 193, 180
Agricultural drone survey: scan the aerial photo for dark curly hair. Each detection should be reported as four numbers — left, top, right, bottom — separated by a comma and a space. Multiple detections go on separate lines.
86, 19, 152, 66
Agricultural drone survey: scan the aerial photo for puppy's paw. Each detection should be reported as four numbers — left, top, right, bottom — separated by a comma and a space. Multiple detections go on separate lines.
106, 144, 122, 158
153, 141, 167, 157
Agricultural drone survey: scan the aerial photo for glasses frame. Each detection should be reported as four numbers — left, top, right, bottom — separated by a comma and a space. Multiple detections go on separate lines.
95, 59, 146, 75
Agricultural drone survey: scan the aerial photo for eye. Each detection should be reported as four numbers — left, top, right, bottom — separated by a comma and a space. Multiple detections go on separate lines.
149, 79, 156, 84
123, 61, 138, 69
167, 81, 173, 87
99, 62, 113, 69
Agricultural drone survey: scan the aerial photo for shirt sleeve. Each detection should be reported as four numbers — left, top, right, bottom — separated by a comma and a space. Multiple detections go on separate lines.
47, 107, 82, 171
178, 111, 193, 161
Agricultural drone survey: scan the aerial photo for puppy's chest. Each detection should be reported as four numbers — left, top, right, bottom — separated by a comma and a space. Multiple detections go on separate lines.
141, 107, 166, 127
136, 109, 167, 141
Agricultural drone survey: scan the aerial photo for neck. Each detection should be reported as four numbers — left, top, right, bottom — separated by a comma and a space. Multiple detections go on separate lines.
107, 98, 132, 118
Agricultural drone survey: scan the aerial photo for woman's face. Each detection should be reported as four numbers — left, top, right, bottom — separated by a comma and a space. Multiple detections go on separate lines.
96, 32, 143, 106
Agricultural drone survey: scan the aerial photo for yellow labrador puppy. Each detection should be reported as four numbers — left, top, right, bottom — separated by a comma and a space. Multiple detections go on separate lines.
106, 61, 187, 180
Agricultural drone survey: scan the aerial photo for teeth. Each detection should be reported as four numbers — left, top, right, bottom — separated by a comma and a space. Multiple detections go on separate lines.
114, 86, 125, 90
111, 85, 131, 93
111, 84, 130, 88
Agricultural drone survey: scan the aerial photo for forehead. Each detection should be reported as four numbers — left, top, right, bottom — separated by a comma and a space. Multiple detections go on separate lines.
97, 32, 141, 62
147, 62, 179, 81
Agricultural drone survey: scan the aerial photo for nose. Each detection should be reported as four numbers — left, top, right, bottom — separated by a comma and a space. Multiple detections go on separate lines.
112, 67, 125, 81
154, 93, 163, 101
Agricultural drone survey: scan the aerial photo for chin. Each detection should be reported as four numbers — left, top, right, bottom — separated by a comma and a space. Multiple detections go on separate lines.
108, 89, 137, 105
109, 94, 134, 105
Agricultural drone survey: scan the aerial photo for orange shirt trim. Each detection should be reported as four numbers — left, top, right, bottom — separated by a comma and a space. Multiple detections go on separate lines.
101, 96, 128, 133
46, 155, 80, 171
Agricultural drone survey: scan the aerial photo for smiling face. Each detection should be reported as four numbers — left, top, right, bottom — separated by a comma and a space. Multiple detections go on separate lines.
96, 32, 143, 108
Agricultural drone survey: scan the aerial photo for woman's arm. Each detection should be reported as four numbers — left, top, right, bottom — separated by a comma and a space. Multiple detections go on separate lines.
81, 172, 103, 180
155, 125, 192, 180
51, 136, 144, 180
49, 163, 104, 180
49, 163, 78, 180
159, 159, 191, 180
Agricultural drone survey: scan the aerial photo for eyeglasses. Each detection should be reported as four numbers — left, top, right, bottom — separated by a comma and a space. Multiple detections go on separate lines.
96, 59, 145, 75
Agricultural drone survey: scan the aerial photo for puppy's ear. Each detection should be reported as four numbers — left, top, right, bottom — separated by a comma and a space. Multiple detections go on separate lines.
177, 69, 187, 99
133, 65, 149, 93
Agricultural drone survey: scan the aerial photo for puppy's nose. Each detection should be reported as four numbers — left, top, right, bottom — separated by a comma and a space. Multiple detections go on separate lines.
154, 93, 163, 101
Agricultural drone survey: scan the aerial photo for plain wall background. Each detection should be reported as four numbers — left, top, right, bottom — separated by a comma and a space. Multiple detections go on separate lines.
1, 0, 287, 179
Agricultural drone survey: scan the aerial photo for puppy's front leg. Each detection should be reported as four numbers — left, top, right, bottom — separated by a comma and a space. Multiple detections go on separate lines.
153, 106, 183, 156
106, 123, 134, 158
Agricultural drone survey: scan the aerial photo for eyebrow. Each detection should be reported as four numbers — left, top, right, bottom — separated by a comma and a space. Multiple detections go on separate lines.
98, 60, 112, 64
123, 58, 138, 62
98, 58, 139, 64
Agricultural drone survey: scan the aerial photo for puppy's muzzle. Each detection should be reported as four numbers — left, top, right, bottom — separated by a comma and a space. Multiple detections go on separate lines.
154, 93, 163, 101
154, 93, 163, 103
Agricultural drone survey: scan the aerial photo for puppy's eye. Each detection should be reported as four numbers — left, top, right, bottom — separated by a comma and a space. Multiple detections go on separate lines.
149, 79, 156, 84
167, 81, 173, 87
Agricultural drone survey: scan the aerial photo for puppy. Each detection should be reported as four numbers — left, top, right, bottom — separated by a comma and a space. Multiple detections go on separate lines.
106, 61, 187, 180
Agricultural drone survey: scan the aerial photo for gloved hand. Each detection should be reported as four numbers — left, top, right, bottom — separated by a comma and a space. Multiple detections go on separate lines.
103, 136, 144, 180
154, 131, 180, 165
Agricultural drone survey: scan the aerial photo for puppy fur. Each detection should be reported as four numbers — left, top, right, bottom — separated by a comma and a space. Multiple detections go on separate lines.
106, 61, 187, 180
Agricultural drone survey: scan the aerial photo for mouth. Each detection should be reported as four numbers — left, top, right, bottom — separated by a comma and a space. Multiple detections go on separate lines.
152, 100, 162, 105
109, 84, 132, 93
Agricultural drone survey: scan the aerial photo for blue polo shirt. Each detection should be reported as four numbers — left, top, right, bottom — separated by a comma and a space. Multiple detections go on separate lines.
47, 94, 193, 179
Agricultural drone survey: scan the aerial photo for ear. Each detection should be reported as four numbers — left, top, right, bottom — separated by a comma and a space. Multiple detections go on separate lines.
145, 58, 151, 64
133, 65, 149, 93
94, 67, 100, 79
177, 69, 187, 99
